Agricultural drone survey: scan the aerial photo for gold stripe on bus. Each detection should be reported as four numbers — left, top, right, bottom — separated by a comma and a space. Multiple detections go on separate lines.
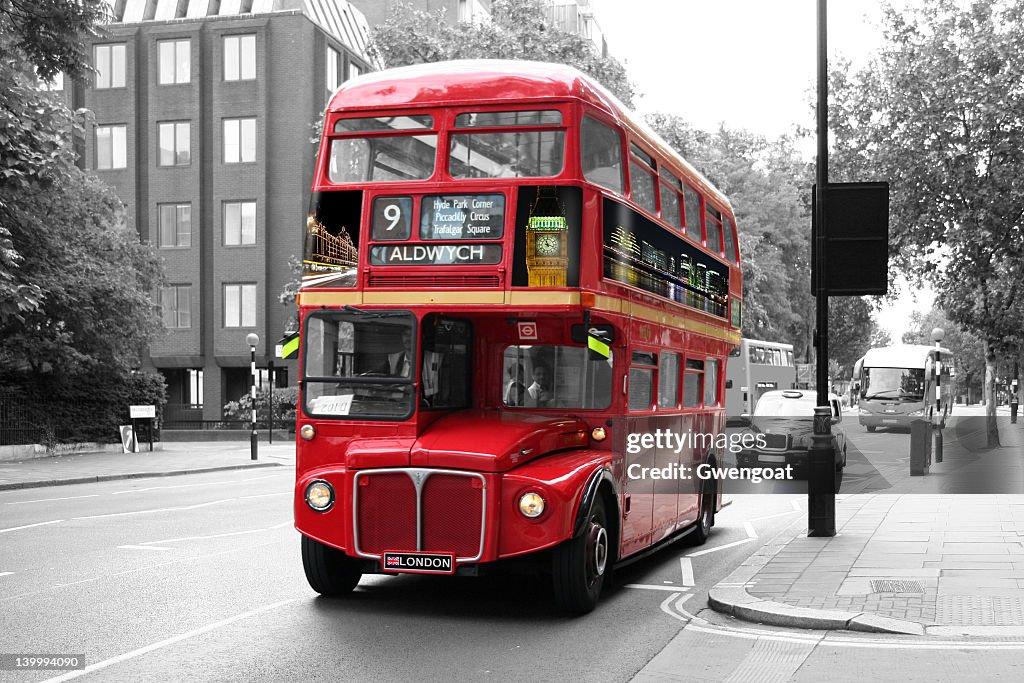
507, 292, 580, 306
296, 289, 740, 343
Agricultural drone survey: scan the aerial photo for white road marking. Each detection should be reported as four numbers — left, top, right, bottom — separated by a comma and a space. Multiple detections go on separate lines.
0, 519, 64, 534
118, 545, 173, 551
680, 557, 695, 586
112, 474, 283, 495
790, 499, 802, 512
141, 520, 291, 546
747, 510, 799, 523
685, 538, 753, 557
626, 584, 691, 592
72, 493, 288, 521
743, 521, 757, 538
5, 495, 100, 505
39, 599, 298, 682
658, 592, 686, 621
0, 572, 14, 577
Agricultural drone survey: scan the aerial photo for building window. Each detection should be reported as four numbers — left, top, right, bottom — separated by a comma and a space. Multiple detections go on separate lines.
95, 44, 126, 89
326, 45, 340, 94
224, 283, 257, 328
158, 121, 190, 166
95, 124, 127, 169
223, 118, 256, 163
158, 203, 192, 248
224, 201, 256, 245
158, 39, 190, 84
348, 61, 361, 80
161, 285, 191, 329
188, 368, 204, 405
223, 34, 256, 81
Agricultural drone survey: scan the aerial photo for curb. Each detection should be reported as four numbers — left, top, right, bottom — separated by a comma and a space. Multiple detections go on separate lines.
0, 461, 284, 491
707, 585, 925, 635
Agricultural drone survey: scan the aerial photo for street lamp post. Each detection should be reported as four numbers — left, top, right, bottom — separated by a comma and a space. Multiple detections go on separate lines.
247, 333, 259, 461
932, 327, 944, 464
268, 359, 275, 444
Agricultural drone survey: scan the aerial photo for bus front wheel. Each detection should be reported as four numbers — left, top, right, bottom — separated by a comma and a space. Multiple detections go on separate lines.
552, 496, 609, 614
866, 425, 876, 433
301, 535, 362, 597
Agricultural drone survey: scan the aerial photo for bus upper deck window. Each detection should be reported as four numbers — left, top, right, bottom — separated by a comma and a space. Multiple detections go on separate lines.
328, 116, 437, 184
449, 110, 565, 179
581, 116, 623, 193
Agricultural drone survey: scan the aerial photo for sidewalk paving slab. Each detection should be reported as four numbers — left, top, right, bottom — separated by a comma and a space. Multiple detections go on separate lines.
0, 441, 295, 491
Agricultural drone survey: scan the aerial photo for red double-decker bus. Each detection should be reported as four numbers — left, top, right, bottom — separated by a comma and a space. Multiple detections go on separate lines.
295, 60, 742, 613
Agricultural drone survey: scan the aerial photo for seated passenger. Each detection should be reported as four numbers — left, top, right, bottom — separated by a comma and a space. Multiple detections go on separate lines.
526, 364, 554, 408
504, 363, 526, 406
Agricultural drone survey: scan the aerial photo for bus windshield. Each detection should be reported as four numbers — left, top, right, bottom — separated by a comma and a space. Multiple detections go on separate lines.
502, 345, 613, 409
303, 311, 415, 419
862, 367, 925, 401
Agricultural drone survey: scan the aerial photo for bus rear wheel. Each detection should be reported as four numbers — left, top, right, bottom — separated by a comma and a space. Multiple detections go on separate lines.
552, 496, 609, 614
688, 477, 716, 546
301, 535, 362, 597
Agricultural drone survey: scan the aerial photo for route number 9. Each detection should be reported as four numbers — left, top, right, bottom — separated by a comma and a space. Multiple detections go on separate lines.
372, 196, 411, 240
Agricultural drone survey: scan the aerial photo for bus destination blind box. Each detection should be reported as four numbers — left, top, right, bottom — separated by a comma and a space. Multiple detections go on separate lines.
811, 182, 890, 296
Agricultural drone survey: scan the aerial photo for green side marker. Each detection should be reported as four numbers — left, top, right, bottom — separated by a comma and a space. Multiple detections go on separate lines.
280, 335, 300, 360
588, 334, 610, 359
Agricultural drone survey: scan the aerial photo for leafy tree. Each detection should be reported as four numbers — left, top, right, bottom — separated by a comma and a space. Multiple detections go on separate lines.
369, 0, 635, 107
1, 1, 165, 378
830, 0, 1024, 445
646, 114, 814, 356
903, 307, 986, 403
828, 297, 878, 374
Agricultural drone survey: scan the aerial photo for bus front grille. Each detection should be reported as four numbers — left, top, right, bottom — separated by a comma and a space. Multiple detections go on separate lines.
353, 469, 486, 562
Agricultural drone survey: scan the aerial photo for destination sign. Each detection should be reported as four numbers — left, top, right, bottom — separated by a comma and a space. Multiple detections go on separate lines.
370, 243, 502, 266
420, 194, 504, 240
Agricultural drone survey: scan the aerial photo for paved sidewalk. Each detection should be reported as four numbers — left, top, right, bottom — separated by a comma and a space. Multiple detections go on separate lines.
710, 418, 1024, 636
0, 441, 294, 491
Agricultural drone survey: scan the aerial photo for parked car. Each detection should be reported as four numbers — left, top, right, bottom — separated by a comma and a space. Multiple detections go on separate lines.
735, 389, 847, 489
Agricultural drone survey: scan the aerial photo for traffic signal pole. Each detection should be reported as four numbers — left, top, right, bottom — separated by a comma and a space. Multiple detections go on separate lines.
809, 0, 836, 537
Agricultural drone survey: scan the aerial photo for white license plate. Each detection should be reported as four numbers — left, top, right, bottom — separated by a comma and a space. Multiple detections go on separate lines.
882, 419, 898, 424
759, 454, 787, 463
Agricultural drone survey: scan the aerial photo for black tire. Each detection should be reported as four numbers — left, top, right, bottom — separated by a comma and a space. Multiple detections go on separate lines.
687, 477, 716, 546
866, 425, 876, 433
302, 535, 362, 596
552, 495, 610, 614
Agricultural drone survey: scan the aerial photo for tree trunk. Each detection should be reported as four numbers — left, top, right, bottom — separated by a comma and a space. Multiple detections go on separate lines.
985, 341, 1000, 447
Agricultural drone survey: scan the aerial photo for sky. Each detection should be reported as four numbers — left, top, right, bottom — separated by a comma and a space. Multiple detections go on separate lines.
589, 0, 934, 341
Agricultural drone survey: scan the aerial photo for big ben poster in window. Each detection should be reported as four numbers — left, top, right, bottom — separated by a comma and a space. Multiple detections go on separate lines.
513, 185, 581, 288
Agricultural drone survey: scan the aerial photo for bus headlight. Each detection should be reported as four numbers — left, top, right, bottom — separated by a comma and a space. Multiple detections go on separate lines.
300, 424, 316, 441
305, 480, 334, 512
518, 492, 546, 518
909, 409, 925, 416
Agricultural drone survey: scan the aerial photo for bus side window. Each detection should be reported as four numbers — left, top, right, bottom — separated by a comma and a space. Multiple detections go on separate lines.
581, 115, 623, 194
683, 359, 704, 408
704, 359, 719, 406
658, 352, 680, 409
629, 350, 656, 411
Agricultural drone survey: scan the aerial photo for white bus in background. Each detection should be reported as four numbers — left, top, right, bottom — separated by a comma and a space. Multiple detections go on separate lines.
725, 338, 797, 423
853, 344, 953, 432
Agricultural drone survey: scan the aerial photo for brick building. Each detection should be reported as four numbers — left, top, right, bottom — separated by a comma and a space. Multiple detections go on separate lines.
50, 0, 374, 423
